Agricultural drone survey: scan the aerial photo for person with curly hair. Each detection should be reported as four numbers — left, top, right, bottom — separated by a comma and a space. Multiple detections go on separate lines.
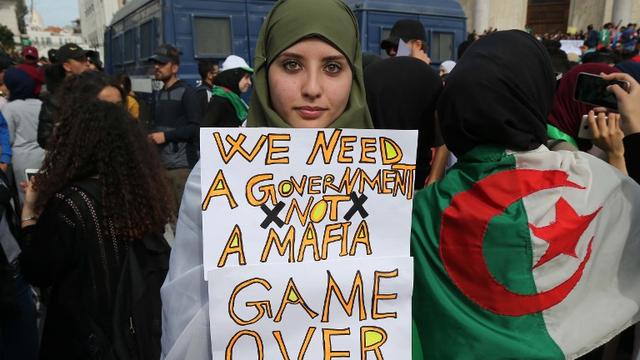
18, 100, 174, 358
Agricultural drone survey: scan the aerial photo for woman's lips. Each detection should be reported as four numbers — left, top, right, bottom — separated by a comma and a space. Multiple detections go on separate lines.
294, 106, 327, 120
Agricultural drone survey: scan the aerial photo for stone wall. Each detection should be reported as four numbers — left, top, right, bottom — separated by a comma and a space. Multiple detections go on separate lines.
457, 0, 474, 31
457, 0, 640, 36
0, 2, 19, 36
455, 0, 529, 33
568, 0, 608, 31
489, 0, 528, 31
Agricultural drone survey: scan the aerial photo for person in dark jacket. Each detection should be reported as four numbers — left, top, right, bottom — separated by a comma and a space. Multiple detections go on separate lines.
194, 60, 219, 117
201, 55, 253, 127
20, 100, 173, 359
148, 44, 201, 212
364, 56, 445, 189
37, 43, 90, 149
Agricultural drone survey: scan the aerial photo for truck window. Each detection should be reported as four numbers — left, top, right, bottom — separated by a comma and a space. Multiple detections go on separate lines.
124, 29, 136, 62
113, 35, 123, 65
140, 20, 157, 59
431, 32, 454, 62
193, 17, 232, 57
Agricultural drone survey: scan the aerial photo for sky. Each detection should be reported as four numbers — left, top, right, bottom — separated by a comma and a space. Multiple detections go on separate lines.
32, 0, 79, 27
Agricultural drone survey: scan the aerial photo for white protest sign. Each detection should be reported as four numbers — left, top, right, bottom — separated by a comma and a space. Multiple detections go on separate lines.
200, 128, 417, 279
560, 40, 584, 56
208, 257, 413, 360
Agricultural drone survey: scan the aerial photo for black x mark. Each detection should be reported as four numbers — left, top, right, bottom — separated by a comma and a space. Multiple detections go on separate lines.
343, 192, 369, 221
260, 201, 286, 229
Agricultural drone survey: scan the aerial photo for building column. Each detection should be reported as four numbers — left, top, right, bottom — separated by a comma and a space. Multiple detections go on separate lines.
612, 0, 632, 25
474, 0, 490, 32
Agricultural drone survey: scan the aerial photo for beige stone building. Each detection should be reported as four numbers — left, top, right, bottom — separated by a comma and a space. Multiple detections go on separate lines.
457, 0, 640, 34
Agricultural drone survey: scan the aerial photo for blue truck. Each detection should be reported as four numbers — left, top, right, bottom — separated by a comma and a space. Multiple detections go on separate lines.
105, 0, 466, 94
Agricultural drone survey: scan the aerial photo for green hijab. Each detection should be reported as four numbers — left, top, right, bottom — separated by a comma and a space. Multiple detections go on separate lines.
246, 0, 373, 129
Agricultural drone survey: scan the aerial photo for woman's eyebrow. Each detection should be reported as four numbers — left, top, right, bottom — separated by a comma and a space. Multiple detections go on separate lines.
323, 55, 347, 62
277, 52, 303, 59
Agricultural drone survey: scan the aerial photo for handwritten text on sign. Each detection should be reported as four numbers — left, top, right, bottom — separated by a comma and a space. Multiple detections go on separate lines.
200, 128, 416, 359
208, 257, 413, 359
200, 128, 418, 278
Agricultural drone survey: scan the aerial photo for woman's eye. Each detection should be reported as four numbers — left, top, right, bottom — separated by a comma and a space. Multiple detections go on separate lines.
283, 60, 301, 72
324, 62, 342, 74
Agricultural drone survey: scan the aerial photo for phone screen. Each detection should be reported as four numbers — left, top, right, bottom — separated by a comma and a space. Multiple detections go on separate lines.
25, 169, 38, 182
574, 73, 621, 110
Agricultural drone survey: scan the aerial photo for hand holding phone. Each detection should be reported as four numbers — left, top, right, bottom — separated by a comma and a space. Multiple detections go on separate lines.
578, 114, 595, 139
601, 72, 640, 135
25, 168, 38, 183
574, 72, 630, 110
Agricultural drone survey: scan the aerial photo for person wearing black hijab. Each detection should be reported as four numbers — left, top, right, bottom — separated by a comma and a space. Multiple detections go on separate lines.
364, 56, 444, 188
412, 30, 640, 359
201, 56, 253, 128
437, 31, 554, 155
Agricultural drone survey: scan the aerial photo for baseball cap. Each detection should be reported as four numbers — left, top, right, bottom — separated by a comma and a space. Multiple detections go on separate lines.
381, 19, 427, 51
47, 49, 57, 63
21, 46, 38, 59
220, 55, 254, 73
150, 44, 181, 65
56, 43, 87, 63
85, 50, 103, 70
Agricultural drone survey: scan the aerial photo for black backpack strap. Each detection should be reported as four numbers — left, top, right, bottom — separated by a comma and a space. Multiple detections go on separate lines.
0, 170, 20, 249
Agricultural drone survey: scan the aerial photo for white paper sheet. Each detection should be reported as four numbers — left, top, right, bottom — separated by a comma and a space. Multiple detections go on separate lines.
208, 257, 413, 360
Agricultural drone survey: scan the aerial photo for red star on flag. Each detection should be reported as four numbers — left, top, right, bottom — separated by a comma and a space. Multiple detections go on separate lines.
529, 197, 601, 269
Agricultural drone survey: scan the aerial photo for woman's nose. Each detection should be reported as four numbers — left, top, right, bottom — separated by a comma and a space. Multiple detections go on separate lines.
301, 71, 321, 99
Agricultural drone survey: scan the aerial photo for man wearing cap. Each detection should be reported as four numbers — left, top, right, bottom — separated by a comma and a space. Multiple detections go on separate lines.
148, 44, 201, 212
37, 43, 91, 149
17, 46, 44, 96
380, 19, 431, 64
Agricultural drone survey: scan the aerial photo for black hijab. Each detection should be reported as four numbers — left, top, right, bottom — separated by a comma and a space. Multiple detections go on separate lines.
4, 68, 36, 101
213, 68, 248, 95
364, 56, 443, 188
437, 30, 555, 156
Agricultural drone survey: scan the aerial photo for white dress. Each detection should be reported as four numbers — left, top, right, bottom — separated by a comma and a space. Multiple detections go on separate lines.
160, 161, 212, 360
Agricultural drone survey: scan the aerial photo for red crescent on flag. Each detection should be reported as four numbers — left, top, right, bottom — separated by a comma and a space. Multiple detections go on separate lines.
440, 169, 592, 316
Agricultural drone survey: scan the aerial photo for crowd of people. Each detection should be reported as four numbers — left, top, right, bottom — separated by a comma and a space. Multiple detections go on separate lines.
0, 0, 640, 358
468, 22, 640, 69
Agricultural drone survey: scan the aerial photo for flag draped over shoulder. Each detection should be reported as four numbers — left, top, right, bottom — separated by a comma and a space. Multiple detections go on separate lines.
411, 145, 640, 359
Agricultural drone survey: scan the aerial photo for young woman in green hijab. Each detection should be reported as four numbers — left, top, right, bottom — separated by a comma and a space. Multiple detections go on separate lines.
247, 0, 372, 129
160, 1, 372, 358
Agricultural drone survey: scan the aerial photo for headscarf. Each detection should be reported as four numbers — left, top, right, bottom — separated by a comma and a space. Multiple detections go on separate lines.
4, 67, 36, 101
212, 68, 251, 121
615, 61, 640, 84
246, 0, 372, 129
364, 56, 442, 188
547, 63, 616, 146
436, 30, 555, 157
213, 68, 249, 95
440, 60, 456, 74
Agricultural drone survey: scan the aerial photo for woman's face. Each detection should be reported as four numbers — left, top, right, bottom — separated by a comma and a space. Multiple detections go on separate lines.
238, 73, 252, 93
268, 38, 352, 128
97, 86, 123, 104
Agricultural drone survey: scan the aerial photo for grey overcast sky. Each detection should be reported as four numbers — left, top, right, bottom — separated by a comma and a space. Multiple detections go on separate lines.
32, 0, 79, 27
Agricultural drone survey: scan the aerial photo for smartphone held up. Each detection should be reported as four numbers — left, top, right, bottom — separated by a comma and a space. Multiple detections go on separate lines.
25, 168, 38, 183
574, 72, 630, 110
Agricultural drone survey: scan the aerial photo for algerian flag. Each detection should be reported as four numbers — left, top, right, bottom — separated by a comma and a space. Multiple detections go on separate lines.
411, 145, 640, 359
